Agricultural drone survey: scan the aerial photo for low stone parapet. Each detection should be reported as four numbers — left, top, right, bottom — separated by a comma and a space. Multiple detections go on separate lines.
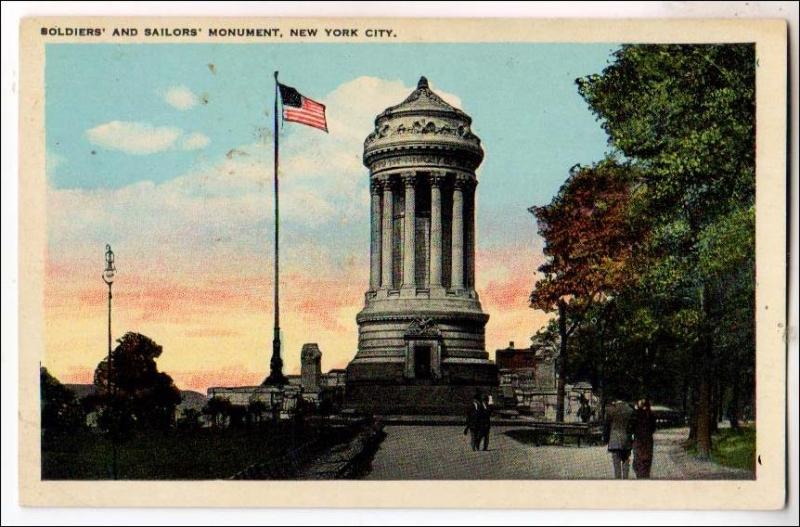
297, 422, 386, 479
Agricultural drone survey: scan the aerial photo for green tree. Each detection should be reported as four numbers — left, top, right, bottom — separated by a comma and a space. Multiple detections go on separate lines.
575, 44, 755, 456
228, 404, 247, 428
203, 396, 233, 429
40, 367, 85, 437
247, 400, 269, 426
177, 408, 203, 431
697, 206, 756, 429
94, 332, 182, 432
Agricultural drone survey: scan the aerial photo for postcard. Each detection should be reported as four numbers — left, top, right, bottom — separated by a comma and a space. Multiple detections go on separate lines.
18, 17, 787, 508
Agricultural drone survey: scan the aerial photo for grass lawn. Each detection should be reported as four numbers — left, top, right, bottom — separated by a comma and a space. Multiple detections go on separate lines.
710, 426, 756, 472
42, 423, 355, 480
689, 426, 756, 472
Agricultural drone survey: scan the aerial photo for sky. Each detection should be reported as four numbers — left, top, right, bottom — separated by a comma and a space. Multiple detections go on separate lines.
45, 42, 616, 393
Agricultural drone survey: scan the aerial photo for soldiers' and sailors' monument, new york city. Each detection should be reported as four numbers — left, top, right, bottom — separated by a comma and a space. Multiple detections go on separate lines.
345, 77, 498, 414
38, 35, 766, 486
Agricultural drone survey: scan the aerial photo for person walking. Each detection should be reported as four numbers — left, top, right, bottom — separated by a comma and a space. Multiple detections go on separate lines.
464, 391, 482, 451
478, 393, 492, 451
633, 398, 657, 479
578, 393, 594, 423
604, 398, 635, 479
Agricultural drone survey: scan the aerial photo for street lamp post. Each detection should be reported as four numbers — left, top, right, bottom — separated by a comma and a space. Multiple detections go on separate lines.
102, 245, 115, 385
102, 244, 117, 479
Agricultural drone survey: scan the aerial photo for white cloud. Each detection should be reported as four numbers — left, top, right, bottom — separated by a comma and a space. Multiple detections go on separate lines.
48, 77, 486, 388
181, 132, 210, 151
86, 121, 211, 155
86, 121, 182, 155
57, 77, 456, 275
164, 85, 199, 110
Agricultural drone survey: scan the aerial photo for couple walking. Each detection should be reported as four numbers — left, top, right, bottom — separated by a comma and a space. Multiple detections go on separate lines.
604, 398, 657, 479
464, 391, 491, 451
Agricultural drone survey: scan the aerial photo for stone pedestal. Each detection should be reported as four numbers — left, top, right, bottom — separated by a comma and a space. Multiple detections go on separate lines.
301, 343, 322, 392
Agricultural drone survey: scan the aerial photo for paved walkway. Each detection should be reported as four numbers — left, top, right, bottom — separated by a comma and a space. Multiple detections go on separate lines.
364, 426, 752, 480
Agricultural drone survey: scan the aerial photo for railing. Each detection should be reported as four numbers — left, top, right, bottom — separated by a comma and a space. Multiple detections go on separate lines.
230, 420, 371, 479
230, 436, 321, 479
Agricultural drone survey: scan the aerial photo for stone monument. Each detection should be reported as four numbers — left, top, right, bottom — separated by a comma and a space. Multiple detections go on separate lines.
346, 77, 498, 414
301, 343, 322, 392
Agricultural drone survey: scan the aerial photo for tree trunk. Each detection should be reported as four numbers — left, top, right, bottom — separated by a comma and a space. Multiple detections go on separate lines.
694, 284, 714, 458
555, 299, 568, 423
681, 376, 688, 420
598, 356, 607, 422
710, 377, 719, 434
729, 371, 741, 430
598, 321, 608, 422
695, 370, 712, 458
688, 384, 697, 442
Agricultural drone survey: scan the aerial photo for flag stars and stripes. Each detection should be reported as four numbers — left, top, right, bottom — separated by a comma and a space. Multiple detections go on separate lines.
279, 83, 328, 132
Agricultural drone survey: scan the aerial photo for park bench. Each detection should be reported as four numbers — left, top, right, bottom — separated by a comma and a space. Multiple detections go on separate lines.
522, 421, 603, 447
496, 408, 521, 419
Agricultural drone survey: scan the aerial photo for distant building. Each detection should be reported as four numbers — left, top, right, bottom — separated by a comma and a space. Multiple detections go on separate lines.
321, 368, 347, 389
496, 342, 538, 371
495, 341, 596, 422
207, 344, 346, 418
206, 384, 304, 421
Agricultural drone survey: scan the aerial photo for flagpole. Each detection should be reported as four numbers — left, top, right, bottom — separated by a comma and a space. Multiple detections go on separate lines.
266, 70, 287, 386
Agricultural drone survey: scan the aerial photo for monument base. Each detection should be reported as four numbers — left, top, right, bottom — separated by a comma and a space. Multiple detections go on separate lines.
345, 383, 497, 416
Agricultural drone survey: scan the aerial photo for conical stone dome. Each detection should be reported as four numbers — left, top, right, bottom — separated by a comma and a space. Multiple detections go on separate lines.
363, 77, 484, 171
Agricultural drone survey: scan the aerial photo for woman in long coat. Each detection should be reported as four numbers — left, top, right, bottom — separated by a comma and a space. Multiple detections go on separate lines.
633, 399, 657, 479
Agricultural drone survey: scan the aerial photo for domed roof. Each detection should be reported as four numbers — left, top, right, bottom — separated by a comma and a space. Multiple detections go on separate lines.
379, 76, 469, 120
363, 76, 483, 170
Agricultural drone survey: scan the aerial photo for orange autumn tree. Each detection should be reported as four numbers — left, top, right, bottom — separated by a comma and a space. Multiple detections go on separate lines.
530, 160, 642, 422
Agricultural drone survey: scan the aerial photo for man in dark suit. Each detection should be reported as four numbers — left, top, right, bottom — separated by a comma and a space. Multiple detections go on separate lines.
604, 399, 635, 479
478, 393, 492, 451
464, 391, 483, 451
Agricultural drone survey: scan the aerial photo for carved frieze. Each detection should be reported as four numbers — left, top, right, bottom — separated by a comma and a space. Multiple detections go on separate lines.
405, 317, 442, 338
364, 118, 480, 147
369, 153, 478, 173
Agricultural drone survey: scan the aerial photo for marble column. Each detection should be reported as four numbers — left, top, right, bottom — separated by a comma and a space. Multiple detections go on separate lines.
381, 177, 394, 289
369, 179, 382, 290
467, 180, 477, 290
451, 175, 465, 291
429, 173, 444, 288
402, 172, 416, 289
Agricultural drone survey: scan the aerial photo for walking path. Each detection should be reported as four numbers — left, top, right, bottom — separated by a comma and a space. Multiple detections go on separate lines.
364, 425, 752, 480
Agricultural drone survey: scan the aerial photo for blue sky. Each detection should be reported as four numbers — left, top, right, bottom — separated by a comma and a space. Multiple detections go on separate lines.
47, 42, 615, 203
44, 43, 619, 388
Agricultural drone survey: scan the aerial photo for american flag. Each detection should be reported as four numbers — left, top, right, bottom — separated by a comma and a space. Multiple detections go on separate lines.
278, 83, 328, 132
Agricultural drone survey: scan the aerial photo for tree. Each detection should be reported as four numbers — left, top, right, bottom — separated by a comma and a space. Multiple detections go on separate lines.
530, 160, 642, 422
94, 332, 181, 432
177, 408, 203, 431
228, 405, 247, 429
575, 44, 755, 456
203, 396, 233, 429
40, 367, 85, 437
697, 206, 756, 430
247, 400, 268, 426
